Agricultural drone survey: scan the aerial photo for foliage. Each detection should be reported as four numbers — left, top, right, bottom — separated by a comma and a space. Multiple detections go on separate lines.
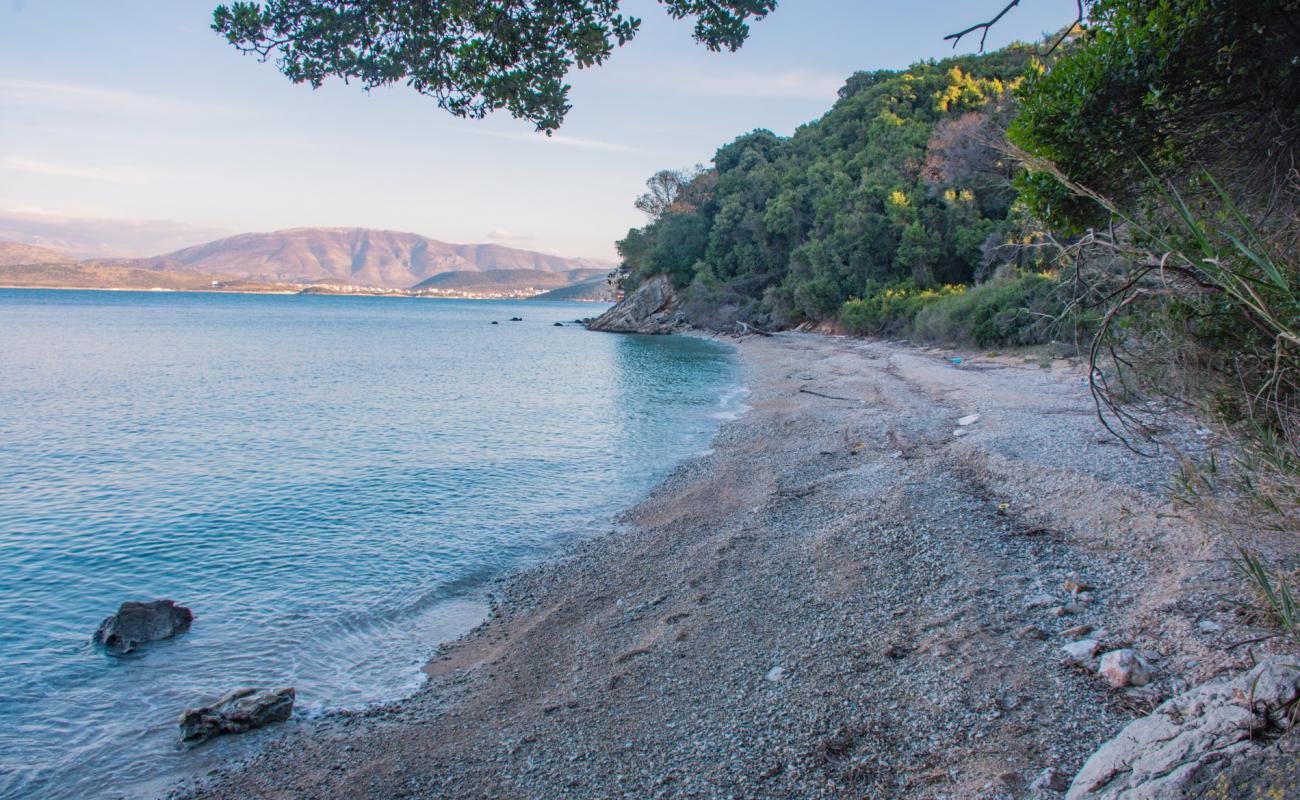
212, 0, 776, 132
839, 283, 965, 337
1010, 0, 1300, 231
911, 271, 1064, 346
1232, 547, 1300, 650
617, 47, 1041, 328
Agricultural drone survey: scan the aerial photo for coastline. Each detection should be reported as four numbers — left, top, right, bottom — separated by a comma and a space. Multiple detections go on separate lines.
175, 332, 1267, 799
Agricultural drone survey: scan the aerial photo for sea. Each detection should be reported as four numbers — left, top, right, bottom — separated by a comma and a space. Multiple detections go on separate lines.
0, 289, 744, 800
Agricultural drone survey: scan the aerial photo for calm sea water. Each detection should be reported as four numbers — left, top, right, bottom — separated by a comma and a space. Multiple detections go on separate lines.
0, 289, 742, 800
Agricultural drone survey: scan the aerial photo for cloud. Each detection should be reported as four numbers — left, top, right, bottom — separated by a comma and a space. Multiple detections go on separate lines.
0, 156, 149, 184
0, 77, 225, 116
671, 69, 844, 101
476, 129, 641, 153
486, 228, 535, 243
0, 208, 231, 258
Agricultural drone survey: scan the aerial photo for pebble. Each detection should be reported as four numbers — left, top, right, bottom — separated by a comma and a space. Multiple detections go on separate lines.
1098, 649, 1153, 688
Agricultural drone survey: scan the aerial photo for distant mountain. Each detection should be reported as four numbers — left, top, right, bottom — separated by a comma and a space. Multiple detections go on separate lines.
530, 276, 619, 302
411, 268, 606, 293
0, 242, 74, 266
151, 228, 612, 289
0, 262, 226, 291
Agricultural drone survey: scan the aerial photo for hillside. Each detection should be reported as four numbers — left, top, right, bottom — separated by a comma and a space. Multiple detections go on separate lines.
411, 267, 605, 293
530, 277, 618, 302
0, 262, 232, 291
0, 242, 74, 266
154, 228, 611, 289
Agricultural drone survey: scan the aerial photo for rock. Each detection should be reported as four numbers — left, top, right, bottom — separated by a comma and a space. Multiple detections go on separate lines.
1032, 767, 1070, 792
1061, 639, 1099, 666
1067, 658, 1300, 799
1063, 574, 1093, 593
1197, 619, 1224, 633
1061, 623, 1093, 639
956, 414, 981, 426
179, 687, 295, 746
490, 321, 499, 325
1026, 593, 1059, 610
509, 317, 523, 322
552, 322, 564, 327
586, 274, 683, 334
1098, 649, 1152, 688
1048, 605, 1070, 617
93, 600, 193, 654
764, 666, 785, 682
1018, 625, 1048, 641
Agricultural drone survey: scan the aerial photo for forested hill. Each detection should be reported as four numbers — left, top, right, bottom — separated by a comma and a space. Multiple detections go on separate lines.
616, 46, 1042, 331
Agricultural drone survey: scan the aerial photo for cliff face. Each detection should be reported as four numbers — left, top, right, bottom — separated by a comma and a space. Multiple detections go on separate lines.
585, 274, 683, 334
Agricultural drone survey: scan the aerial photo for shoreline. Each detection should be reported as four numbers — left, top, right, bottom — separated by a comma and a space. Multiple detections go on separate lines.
176, 332, 1274, 799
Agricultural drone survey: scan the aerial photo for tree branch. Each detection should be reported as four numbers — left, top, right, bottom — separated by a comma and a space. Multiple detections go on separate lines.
944, 0, 1021, 51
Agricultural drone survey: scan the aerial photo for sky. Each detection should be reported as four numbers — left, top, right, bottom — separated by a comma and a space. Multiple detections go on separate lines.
0, 0, 1082, 260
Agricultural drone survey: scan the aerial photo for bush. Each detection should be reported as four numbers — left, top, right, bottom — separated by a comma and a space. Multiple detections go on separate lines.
912, 272, 1062, 346
839, 283, 965, 336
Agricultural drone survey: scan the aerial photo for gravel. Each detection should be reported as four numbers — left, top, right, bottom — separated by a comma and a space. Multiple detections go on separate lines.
172, 333, 1267, 800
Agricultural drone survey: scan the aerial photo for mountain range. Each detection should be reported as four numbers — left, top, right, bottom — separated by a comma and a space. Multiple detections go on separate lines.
0, 228, 615, 295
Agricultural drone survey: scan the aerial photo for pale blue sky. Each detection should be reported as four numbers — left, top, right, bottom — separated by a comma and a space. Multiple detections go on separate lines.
0, 0, 1080, 259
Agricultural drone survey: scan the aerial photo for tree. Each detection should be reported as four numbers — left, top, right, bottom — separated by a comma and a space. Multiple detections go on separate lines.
212, 0, 776, 132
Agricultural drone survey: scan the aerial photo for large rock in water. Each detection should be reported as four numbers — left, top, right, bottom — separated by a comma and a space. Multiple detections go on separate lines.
1067, 657, 1300, 799
179, 687, 295, 746
586, 274, 683, 334
93, 600, 193, 654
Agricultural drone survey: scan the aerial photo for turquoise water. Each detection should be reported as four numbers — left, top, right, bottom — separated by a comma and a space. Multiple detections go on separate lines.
0, 289, 742, 800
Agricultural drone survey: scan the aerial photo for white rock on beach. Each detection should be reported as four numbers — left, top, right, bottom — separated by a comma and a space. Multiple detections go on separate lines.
1097, 649, 1152, 688
1067, 658, 1300, 799
1061, 639, 1099, 667
956, 414, 981, 426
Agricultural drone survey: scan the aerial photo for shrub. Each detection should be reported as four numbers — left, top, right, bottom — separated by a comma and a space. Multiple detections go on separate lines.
839, 283, 965, 336
912, 272, 1062, 346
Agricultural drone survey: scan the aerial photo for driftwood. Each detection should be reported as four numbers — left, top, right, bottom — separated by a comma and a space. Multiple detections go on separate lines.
736, 321, 773, 337
798, 388, 858, 402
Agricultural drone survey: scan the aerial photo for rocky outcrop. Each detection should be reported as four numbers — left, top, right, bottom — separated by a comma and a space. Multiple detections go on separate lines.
93, 600, 193, 654
586, 274, 684, 334
1067, 658, 1300, 799
179, 687, 295, 746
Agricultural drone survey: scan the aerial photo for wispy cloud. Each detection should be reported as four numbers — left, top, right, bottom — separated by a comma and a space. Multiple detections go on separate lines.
486, 228, 535, 243
0, 77, 225, 116
476, 129, 641, 153
672, 69, 844, 101
0, 207, 232, 258
0, 156, 148, 184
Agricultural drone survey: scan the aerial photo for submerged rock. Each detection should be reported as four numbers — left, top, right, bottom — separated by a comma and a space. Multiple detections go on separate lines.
179, 687, 295, 746
1067, 657, 1300, 799
586, 274, 683, 334
93, 600, 193, 654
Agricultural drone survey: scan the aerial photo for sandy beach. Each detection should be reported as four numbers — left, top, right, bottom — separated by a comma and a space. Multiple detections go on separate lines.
175, 332, 1262, 799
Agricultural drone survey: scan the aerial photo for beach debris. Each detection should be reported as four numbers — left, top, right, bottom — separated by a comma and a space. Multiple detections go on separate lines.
1061, 639, 1099, 667
952, 357, 964, 366
956, 414, 981, 426
179, 687, 295, 746
1067, 658, 1300, 799
764, 666, 785, 683
1061, 623, 1093, 639
93, 600, 193, 654
1098, 649, 1153, 688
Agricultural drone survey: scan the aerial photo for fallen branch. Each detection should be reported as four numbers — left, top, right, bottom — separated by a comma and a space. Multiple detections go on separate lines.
799, 388, 858, 402
737, 321, 773, 337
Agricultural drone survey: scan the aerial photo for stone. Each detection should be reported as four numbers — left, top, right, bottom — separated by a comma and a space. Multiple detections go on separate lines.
956, 414, 981, 426
1197, 619, 1224, 633
1061, 639, 1100, 666
764, 666, 785, 683
586, 274, 682, 334
1098, 649, 1152, 688
1032, 767, 1070, 792
179, 687, 295, 746
1061, 623, 1093, 639
93, 600, 193, 654
1067, 658, 1300, 799
1026, 593, 1059, 610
